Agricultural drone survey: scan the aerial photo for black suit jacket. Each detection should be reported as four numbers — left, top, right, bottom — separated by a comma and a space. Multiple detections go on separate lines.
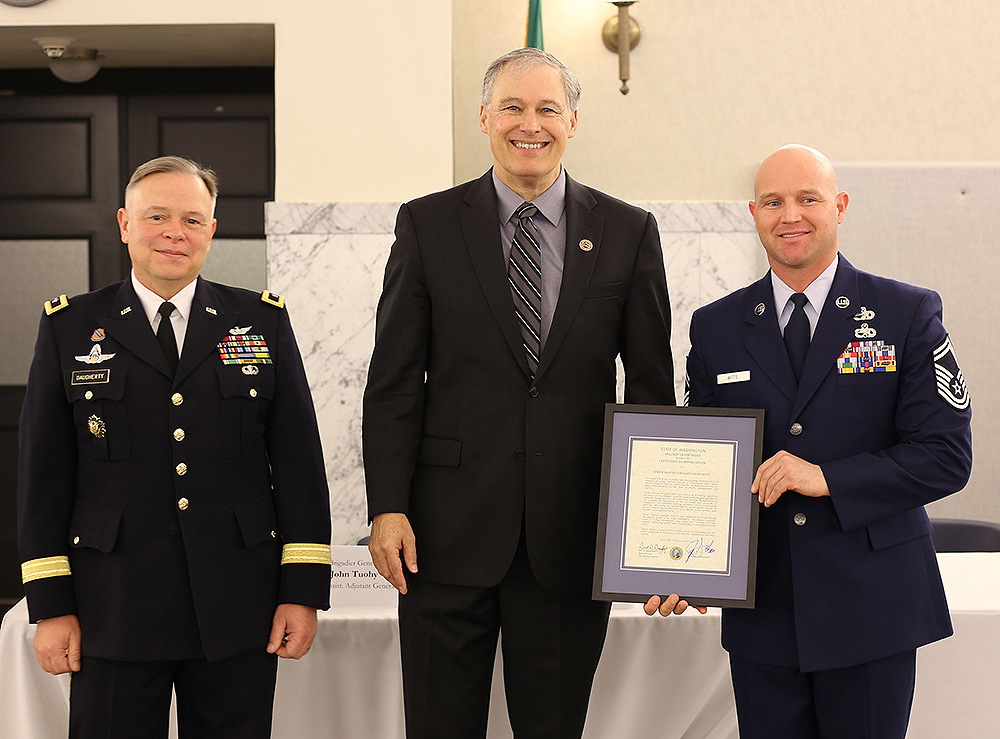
363, 171, 674, 593
18, 278, 331, 662
688, 257, 972, 671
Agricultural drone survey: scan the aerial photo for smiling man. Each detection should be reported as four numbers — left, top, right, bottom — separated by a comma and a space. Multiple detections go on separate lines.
661, 145, 973, 738
363, 48, 674, 737
17, 156, 332, 738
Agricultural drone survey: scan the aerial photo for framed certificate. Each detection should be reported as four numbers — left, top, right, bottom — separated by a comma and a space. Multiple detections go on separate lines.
594, 404, 764, 608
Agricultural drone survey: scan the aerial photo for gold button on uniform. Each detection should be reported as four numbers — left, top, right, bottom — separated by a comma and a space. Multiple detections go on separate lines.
270, 531, 277, 539
249, 388, 258, 398
171, 393, 184, 406
175, 462, 188, 476
173, 428, 185, 442
84, 390, 94, 400
73, 536, 80, 545
178, 498, 189, 511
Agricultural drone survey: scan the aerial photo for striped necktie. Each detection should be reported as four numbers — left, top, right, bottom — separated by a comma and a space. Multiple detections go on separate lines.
508, 202, 542, 376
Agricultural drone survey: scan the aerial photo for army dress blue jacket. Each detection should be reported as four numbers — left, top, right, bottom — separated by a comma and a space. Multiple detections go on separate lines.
18, 277, 332, 662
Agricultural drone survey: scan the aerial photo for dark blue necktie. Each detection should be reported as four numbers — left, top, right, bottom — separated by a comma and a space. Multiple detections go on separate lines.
784, 293, 810, 382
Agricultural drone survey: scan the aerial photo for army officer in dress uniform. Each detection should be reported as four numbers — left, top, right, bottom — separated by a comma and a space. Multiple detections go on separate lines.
17, 156, 332, 738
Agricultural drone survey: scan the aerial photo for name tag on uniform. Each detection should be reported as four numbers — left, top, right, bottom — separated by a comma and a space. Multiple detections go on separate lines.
717, 370, 750, 385
71, 369, 111, 385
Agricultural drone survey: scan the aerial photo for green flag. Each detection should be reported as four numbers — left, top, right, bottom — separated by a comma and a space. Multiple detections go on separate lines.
526, 0, 544, 49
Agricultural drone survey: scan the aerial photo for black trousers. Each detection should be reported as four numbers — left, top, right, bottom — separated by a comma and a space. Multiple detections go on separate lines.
68, 648, 278, 739
398, 532, 611, 739
729, 649, 917, 739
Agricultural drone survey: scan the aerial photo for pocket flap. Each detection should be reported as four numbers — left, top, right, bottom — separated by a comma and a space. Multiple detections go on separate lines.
584, 282, 623, 300
867, 509, 933, 550
233, 494, 280, 548
66, 368, 126, 402
416, 435, 462, 467
68, 499, 123, 553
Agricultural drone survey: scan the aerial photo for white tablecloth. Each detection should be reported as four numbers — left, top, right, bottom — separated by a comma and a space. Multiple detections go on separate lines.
3, 553, 998, 738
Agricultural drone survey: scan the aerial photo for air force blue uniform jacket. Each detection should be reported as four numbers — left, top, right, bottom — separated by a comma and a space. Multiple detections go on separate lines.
687, 256, 972, 672
18, 278, 332, 662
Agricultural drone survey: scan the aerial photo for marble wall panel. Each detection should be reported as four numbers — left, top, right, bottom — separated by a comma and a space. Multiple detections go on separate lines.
267, 201, 763, 544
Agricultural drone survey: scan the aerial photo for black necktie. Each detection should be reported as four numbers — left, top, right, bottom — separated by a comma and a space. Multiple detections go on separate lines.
784, 293, 810, 382
508, 202, 542, 377
156, 301, 179, 375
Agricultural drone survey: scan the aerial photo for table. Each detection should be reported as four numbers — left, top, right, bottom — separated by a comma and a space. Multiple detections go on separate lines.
3, 553, 998, 738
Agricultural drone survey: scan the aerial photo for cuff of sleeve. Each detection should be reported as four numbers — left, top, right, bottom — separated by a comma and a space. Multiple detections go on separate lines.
21, 556, 71, 584
278, 562, 331, 610
280, 543, 332, 566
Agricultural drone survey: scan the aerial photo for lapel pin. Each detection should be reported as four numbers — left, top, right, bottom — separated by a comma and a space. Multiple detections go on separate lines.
230, 325, 252, 335
579, 239, 594, 252
120, 306, 132, 316
835, 296, 850, 309
205, 306, 218, 315
754, 303, 766, 316
242, 365, 260, 375
90, 328, 105, 342
853, 306, 875, 321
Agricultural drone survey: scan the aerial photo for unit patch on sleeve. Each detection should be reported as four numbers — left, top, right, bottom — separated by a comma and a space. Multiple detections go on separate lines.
837, 341, 897, 374
933, 335, 970, 410
217, 335, 273, 365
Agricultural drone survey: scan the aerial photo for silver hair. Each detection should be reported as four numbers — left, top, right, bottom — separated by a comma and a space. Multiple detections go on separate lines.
124, 156, 219, 211
481, 48, 581, 112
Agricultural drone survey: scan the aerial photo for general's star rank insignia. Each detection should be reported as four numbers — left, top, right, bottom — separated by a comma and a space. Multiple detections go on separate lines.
933, 336, 970, 410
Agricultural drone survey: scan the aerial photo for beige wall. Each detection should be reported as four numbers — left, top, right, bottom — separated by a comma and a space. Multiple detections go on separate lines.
454, 0, 1000, 200
0, 0, 453, 202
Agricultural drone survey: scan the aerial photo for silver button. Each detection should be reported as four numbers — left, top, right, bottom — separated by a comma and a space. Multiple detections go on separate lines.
171, 393, 184, 406
84, 390, 94, 400
789, 422, 803, 436
794, 513, 807, 526
175, 462, 188, 476
173, 428, 185, 442
178, 498, 189, 511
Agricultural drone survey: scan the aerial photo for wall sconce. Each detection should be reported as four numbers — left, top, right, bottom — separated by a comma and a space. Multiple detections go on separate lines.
34, 36, 102, 84
602, 1, 641, 95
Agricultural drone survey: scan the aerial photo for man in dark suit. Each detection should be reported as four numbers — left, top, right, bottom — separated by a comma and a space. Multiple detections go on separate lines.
18, 156, 332, 738
652, 144, 972, 738
363, 48, 675, 737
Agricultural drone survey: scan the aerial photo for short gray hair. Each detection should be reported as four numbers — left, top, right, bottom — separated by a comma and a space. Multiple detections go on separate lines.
124, 156, 219, 211
481, 48, 581, 112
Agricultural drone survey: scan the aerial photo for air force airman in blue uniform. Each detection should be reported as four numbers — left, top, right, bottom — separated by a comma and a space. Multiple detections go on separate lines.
649, 145, 972, 738
18, 157, 332, 738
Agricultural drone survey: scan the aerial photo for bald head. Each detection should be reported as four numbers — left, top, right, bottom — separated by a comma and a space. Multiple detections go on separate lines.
754, 145, 839, 202
749, 144, 849, 291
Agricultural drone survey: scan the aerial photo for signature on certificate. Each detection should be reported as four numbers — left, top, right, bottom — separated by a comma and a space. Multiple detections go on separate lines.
686, 537, 716, 563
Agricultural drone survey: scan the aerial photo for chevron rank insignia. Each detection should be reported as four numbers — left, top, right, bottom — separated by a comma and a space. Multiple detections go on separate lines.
261, 290, 285, 308
44, 294, 69, 315
933, 336, 970, 410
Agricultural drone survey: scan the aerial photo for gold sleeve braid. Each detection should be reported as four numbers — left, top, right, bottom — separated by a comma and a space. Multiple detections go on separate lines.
21, 556, 72, 584
280, 543, 332, 566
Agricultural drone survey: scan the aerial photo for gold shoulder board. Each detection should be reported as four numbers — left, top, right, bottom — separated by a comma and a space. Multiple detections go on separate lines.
44, 294, 70, 316
261, 290, 285, 309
